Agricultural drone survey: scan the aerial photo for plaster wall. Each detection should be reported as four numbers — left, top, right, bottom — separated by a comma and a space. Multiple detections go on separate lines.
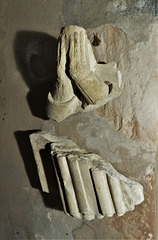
0, 0, 157, 239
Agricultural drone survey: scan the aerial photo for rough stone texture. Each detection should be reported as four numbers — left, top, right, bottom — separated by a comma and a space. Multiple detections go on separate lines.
0, 0, 157, 239
87, 23, 158, 148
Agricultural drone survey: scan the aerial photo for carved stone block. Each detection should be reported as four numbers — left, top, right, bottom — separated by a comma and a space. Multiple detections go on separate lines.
30, 131, 144, 220
46, 26, 122, 122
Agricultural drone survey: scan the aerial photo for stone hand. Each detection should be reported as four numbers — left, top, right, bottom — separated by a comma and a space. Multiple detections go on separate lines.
64, 26, 109, 104
47, 32, 82, 121
68, 27, 97, 82
53, 33, 74, 103
47, 25, 122, 121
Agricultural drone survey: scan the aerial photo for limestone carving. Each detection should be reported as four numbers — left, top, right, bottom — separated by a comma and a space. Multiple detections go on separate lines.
46, 26, 122, 122
30, 131, 144, 220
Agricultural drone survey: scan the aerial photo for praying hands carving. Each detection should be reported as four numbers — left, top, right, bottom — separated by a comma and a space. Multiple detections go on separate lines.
47, 26, 122, 122
29, 26, 144, 221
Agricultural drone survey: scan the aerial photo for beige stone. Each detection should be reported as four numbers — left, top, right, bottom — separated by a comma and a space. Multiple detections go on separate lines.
29, 131, 144, 220
47, 25, 122, 122
87, 24, 158, 148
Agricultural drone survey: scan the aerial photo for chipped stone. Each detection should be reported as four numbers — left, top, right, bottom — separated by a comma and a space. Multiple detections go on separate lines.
88, 23, 158, 148
29, 131, 144, 220
46, 25, 122, 122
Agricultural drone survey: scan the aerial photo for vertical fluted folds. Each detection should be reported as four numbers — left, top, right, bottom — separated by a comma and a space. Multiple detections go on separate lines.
29, 131, 144, 220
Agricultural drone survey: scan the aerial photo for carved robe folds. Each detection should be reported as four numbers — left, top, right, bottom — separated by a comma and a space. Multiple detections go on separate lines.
30, 132, 144, 220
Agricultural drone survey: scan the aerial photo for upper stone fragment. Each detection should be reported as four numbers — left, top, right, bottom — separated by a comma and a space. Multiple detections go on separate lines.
46, 25, 122, 122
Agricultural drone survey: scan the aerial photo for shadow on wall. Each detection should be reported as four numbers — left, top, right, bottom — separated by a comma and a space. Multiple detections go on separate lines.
14, 31, 58, 120
14, 32, 63, 211
14, 130, 63, 211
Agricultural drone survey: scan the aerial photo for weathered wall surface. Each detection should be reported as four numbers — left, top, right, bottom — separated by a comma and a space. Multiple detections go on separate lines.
0, 0, 157, 239
87, 23, 158, 148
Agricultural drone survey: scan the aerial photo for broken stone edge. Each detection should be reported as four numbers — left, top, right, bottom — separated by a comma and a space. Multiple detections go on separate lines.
29, 131, 144, 220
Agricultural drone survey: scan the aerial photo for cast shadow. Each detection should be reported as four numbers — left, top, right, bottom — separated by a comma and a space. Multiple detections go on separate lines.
14, 31, 58, 119
14, 130, 63, 211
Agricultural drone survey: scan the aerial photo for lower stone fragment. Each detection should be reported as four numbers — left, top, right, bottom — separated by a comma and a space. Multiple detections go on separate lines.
29, 131, 144, 220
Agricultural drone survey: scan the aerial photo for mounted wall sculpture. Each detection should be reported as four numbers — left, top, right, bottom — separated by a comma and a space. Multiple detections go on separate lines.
30, 131, 144, 220
46, 25, 122, 122
29, 25, 144, 220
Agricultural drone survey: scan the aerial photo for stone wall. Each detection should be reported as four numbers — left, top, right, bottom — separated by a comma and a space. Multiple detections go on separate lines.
0, 0, 157, 239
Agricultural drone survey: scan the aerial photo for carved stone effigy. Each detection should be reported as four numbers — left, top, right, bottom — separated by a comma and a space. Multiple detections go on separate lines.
30, 131, 144, 220
46, 25, 122, 122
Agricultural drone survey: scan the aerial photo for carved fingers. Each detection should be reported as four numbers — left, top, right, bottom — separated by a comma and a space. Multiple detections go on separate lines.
62, 26, 97, 82
57, 34, 67, 77
69, 30, 90, 81
47, 25, 123, 121
53, 34, 74, 103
